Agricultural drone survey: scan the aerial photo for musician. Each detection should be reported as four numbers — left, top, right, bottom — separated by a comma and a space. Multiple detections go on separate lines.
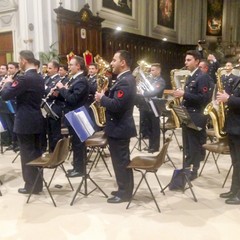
173, 50, 213, 181
4, 62, 21, 152
0, 64, 11, 146
142, 63, 166, 153
87, 63, 98, 107
56, 56, 89, 178
95, 50, 137, 203
221, 62, 238, 94
217, 79, 240, 205
1, 50, 45, 194
44, 60, 63, 153
59, 64, 69, 85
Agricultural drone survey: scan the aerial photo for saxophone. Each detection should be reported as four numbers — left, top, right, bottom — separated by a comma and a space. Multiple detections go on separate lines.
90, 57, 110, 127
203, 67, 226, 139
165, 68, 190, 128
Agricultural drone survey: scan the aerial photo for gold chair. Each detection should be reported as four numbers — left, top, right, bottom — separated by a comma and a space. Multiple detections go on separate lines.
26, 137, 73, 207
126, 138, 171, 212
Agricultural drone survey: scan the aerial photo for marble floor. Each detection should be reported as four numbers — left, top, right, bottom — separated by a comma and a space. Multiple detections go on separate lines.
0, 110, 239, 240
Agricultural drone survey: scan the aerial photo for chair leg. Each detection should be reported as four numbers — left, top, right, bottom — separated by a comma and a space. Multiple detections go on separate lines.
12, 152, 20, 163
199, 151, 211, 176
60, 164, 74, 190
222, 164, 233, 188
126, 170, 144, 210
47, 167, 58, 188
27, 168, 57, 207
126, 170, 161, 212
212, 153, 221, 173
154, 172, 165, 195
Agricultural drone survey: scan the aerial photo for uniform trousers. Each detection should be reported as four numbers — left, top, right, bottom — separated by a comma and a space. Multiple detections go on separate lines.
142, 110, 160, 151
47, 117, 62, 152
68, 125, 86, 173
228, 134, 240, 195
107, 136, 133, 199
17, 133, 43, 192
182, 125, 206, 171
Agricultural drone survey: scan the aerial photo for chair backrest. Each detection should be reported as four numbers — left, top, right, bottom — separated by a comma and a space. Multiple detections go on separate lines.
47, 137, 70, 167
153, 138, 171, 169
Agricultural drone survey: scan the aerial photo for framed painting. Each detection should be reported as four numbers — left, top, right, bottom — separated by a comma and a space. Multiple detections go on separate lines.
206, 0, 223, 36
157, 0, 175, 29
102, 0, 132, 16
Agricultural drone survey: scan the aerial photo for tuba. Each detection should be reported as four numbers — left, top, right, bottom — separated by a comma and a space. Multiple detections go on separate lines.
133, 60, 153, 94
165, 68, 190, 128
90, 56, 110, 127
203, 67, 227, 139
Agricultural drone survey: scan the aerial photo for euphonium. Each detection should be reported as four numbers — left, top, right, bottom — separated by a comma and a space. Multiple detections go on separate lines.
133, 60, 153, 94
203, 67, 227, 139
165, 68, 190, 128
90, 57, 110, 127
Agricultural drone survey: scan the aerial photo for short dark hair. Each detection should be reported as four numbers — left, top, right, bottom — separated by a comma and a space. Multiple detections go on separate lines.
34, 59, 40, 68
116, 50, 132, 68
59, 64, 68, 72
186, 50, 202, 61
151, 63, 161, 68
49, 60, 60, 70
199, 59, 209, 68
19, 50, 36, 64
73, 56, 86, 71
8, 61, 19, 69
1, 64, 8, 70
89, 63, 98, 69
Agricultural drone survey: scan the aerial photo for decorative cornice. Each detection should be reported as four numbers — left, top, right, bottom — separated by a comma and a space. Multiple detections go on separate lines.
0, 0, 18, 14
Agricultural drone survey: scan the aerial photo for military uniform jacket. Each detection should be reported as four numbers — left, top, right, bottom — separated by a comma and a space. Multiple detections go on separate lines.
58, 73, 89, 113
45, 74, 65, 117
225, 79, 240, 135
221, 73, 238, 94
1, 69, 45, 134
101, 70, 137, 139
182, 68, 213, 128
87, 75, 97, 105
143, 76, 166, 98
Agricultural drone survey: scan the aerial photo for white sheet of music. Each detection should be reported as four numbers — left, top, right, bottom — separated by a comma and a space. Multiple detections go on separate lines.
74, 111, 95, 136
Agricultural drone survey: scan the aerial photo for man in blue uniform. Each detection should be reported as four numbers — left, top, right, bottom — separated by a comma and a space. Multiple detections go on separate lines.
1, 50, 45, 194
217, 78, 240, 204
173, 50, 213, 181
142, 63, 166, 153
56, 56, 89, 177
95, 50, 137, 203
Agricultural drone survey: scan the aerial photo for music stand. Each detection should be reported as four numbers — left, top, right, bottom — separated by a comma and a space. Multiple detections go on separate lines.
162, 105, 199, 202
66, 107, 108, 206
152, 98, 176, 168
131, 95, 149, 153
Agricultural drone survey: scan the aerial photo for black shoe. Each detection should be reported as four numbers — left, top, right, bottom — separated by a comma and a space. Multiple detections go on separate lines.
67, 169, 74, 174
13, 146, 20, 152
66, 170, 83, 178
148, 148, 158, 153
111, 191, 118, 196
6, 145, 14, 151
107, 196, 130, 204
219, 191, 236, 199
225, 196, 240, 205
18, 188, 41, 194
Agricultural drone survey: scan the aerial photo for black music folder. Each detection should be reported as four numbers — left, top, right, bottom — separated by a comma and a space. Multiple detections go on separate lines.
172, 105, 202, 131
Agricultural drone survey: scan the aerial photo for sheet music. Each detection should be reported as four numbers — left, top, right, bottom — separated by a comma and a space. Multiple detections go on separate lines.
74, 111, 95, 136
172, 105, 202, 131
